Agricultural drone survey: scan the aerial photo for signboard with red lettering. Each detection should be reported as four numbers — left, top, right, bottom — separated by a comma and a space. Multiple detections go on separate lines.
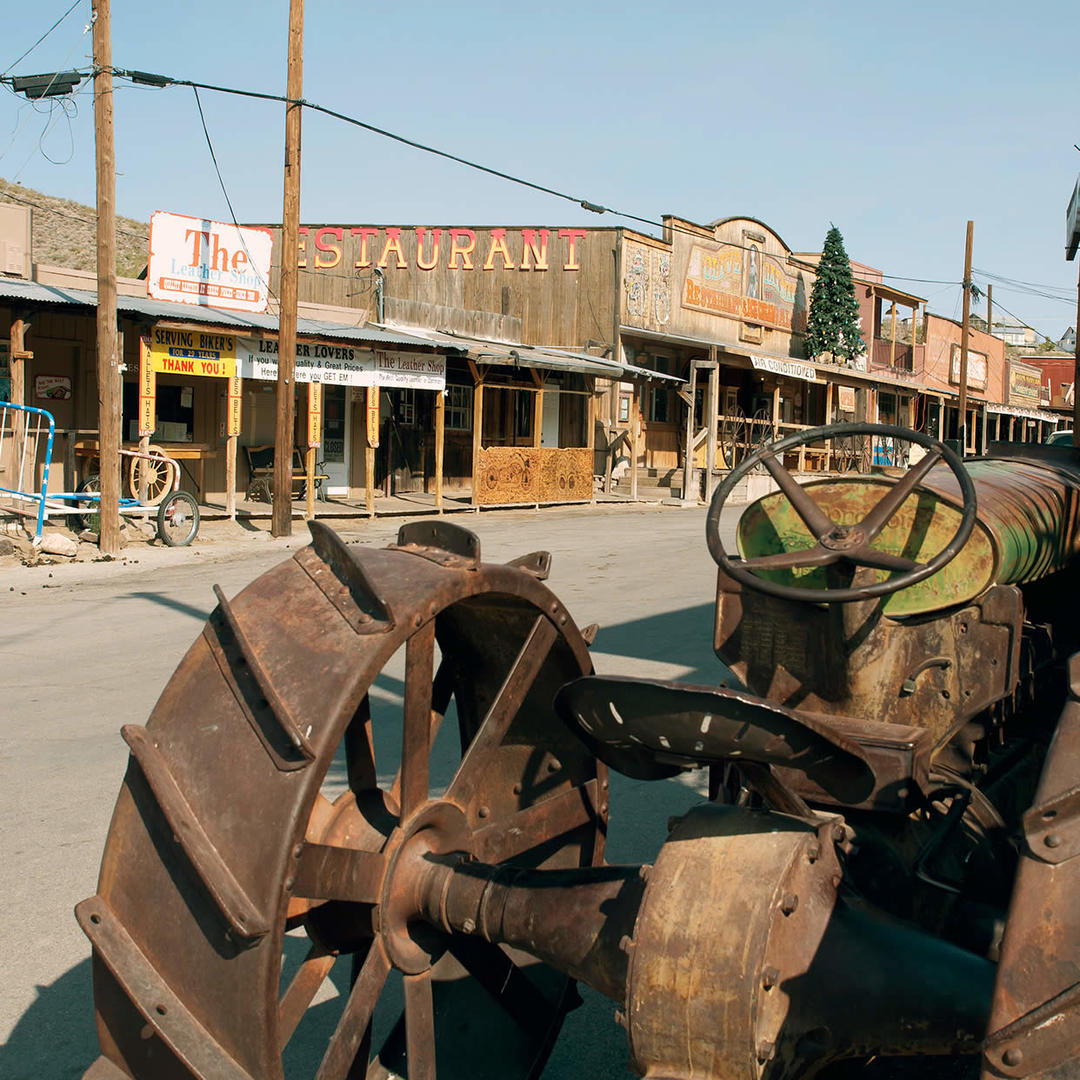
148, 211, 273, 313
150, 326, 236, 377
139, 336, 156, 434
307, 383, 322, 448
227, 376, 242, 437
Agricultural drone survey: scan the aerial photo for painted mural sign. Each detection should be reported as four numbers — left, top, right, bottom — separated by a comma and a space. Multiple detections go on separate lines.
949, 345, 988, 392
148, 211, 273, 314
681, 242, 805, 332
294, 227, 588, 272
236, 337, 446, 390
1007, 361, 1043, 406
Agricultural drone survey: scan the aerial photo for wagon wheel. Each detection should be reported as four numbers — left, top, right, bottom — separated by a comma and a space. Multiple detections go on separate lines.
750, 407, 775, 453
77, 522, 606, 1080
129, 446, 173, 505
720, 407, 746, 469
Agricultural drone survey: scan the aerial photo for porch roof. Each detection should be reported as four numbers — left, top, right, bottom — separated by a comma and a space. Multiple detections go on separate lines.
382, 324, 684, 383
0, 277, 443, 350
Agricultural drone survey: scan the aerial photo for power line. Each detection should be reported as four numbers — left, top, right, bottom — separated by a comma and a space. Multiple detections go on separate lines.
191, 84, 278, 309
1, 0, 84, 78
0, 185, 148, 239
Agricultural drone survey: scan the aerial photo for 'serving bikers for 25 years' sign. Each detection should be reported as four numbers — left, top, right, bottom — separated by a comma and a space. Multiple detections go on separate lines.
148, 211, 274, 314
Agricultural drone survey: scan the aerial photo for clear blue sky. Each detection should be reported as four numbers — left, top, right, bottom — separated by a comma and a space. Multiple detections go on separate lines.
2, 0, 1078, 340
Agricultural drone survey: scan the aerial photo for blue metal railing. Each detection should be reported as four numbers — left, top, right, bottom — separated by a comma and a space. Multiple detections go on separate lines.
0, 401, 54, 543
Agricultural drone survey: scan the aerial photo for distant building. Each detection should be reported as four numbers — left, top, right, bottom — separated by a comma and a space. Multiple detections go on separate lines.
1059, 326, 1076, 352
990, 315, 1036, 348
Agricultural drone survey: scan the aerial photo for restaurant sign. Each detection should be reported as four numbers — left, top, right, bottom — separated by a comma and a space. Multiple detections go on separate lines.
682, 242, 806, 333
236, 337, 446, 390
149, 211, 273, 314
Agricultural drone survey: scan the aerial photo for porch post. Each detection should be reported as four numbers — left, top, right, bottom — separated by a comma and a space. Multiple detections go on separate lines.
825, 380, 834, 468
9, 316, 30, 486
682, 361, 696, 503
365, 385, 377, 513
705, 349, 719, 504
630, 383, 640, 501
471, 375, 484, 507
434, 388, 445, 511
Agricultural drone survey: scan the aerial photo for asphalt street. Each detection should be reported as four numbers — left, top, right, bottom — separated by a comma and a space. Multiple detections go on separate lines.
0, 502, 739, 1079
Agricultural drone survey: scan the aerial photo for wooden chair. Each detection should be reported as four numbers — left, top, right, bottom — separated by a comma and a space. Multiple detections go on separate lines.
243, 445, 328, 502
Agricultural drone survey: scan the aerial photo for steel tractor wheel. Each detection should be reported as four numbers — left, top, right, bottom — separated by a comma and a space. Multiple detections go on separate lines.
77, 521, 607, 1080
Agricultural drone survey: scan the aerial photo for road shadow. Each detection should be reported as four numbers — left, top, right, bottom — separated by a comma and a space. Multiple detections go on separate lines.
1, 957, 98, 1080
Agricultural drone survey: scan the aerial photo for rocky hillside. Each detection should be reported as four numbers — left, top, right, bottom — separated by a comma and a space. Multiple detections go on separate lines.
0, 177, 149, 278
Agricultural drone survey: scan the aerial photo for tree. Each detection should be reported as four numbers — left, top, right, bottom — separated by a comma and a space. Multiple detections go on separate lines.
804, 225, 865, 364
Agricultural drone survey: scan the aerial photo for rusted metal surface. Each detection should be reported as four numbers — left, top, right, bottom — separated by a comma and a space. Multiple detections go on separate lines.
80, 520, 606, 1080
79, 420, 1080, 1080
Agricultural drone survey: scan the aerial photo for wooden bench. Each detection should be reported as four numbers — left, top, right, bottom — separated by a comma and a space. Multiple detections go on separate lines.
244, 445, 329, 502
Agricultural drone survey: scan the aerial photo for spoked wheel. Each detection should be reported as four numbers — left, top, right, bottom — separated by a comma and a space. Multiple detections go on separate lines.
77, 522, 606, 1080
156, 490, 200, 546
73, 474, 101, 533
720, 407, 746, 468
129, 446, 173, 505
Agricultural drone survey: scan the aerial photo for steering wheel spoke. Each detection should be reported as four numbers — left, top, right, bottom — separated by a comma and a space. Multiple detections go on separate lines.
849, 547, 920, 573
758, 450, 835, 539
739, 546, 839, 571
858, 448, 943, 541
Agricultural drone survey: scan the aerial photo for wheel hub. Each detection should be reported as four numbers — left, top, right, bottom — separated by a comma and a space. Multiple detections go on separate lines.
820, 525, 865, 551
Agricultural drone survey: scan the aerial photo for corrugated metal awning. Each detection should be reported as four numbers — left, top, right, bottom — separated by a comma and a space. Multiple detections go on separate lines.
0, 277, 442, 350
986, 403, 1059, 423
383, 324, 683, 382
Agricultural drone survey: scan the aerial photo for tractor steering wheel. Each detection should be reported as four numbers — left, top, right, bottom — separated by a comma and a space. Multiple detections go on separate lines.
705, 422, 977, 603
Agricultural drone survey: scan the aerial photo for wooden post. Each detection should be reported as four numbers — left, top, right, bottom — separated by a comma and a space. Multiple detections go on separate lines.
304, 381, 320, 520
365, 385, 377, 513
471, 379, 484, 506
958, 220, 974, 456
225, 374, 240, 519
705, 350, 719, 503
825, 381, 834, 468
980, 406, 988, 455
92, 0, 120, 554
9, 318, 28, 487
681, 362, 696, 502
273, 0, 304, 536
1073, 258, 1080, 446
889, 303, 897, 369
630, 387, 640, 500
532, 386, 543, 448
987, 283, 993, 339
434, 389, 445, 511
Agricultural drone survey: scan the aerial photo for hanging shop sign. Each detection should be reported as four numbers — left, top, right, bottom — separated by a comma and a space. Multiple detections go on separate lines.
837, 385, 857, 412
226, 376, 242, 437
139, 337, 156, 435
949, 344, 988, 392
33, 374, 72, 401
366, 387, 380, 448
150, 326, 236, 378
1007, 361, 1043, 407
749, 355, 817, 382
235, 336, 446, 390
307, 383, 322, 448
148, 211, 273, 314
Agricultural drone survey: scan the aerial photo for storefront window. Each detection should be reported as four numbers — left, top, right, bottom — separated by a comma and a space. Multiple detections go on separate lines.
647, 356, 673, 423
445, 384, 472, 430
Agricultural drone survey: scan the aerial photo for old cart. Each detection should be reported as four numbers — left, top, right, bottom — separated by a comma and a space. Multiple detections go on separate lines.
0, 402, 200, 547
77, 422, 1080, 1079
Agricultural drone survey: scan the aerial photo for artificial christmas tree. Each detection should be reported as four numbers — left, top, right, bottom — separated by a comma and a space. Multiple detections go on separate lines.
804, 226, 865, 365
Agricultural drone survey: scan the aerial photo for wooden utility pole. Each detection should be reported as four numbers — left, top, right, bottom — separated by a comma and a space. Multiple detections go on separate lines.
987, 284, 993, 338
957, 220, 974, 456
1073, 259, 1080, 445
272, 0, 304, 536
92, 0, 120, 553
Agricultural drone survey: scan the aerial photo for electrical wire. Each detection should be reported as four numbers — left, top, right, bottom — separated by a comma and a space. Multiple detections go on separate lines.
1, 0, 83, 78
191, 84, 278, 309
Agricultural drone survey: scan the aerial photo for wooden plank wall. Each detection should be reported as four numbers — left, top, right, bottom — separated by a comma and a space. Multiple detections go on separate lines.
266, 226, 619, 350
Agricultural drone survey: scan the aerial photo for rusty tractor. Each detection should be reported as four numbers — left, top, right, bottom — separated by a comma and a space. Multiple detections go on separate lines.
77, 421, 1080, 1080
